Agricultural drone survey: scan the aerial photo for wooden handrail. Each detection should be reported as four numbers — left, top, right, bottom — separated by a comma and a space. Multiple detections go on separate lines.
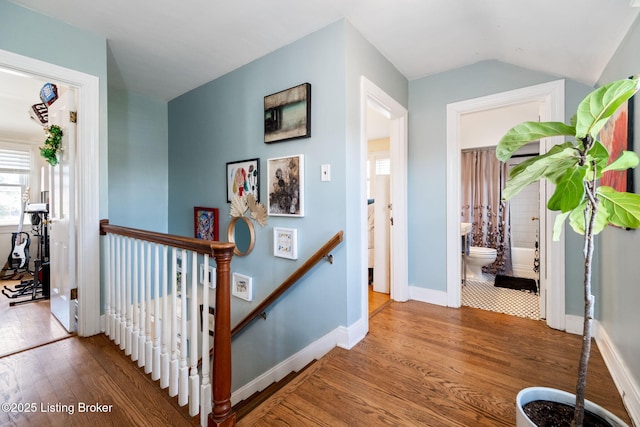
231, 230, 344, 337
100, 219, 236, 427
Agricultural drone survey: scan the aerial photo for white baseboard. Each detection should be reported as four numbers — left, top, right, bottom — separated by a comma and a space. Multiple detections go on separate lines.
596, 323, 640, 426
564, 314, 585, 335
231, 318, 367, 405
409, 285, 448, 307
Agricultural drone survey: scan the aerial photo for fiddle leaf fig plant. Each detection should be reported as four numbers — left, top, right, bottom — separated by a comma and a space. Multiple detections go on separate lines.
497, 77, 640, 426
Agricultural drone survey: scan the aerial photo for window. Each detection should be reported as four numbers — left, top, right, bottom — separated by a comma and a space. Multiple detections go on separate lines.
0, 145, 31, 226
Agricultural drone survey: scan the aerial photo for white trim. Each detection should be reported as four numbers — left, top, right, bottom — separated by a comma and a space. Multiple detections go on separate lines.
409, 285, 448, 307
0, 49, 101, 336
360, 77, 409, 328
596, 322, 640, 426
230, 320, 365, 405
445, 80, 566, 331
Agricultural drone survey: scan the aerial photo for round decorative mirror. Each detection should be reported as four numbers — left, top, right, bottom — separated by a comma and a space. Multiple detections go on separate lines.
227, 216, 255, 256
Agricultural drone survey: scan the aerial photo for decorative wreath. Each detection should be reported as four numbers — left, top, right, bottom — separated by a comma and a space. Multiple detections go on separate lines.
41, 124, 63, 166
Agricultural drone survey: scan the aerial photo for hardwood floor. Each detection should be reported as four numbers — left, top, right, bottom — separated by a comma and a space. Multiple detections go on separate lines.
0, 278, 71, 358
0, 300, 631, 426
240, 301, 631, 426
368, 285, 390, 317
0, 334, 198, 427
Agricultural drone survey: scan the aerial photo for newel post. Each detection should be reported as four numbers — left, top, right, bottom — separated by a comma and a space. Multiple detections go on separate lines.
209, 244, 236, 427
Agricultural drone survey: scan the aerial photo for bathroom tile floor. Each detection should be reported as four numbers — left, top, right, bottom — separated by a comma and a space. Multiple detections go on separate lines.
462, 274, 541, 320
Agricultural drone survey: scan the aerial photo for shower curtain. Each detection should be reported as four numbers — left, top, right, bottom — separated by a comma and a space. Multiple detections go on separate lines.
461, 148, 512, 275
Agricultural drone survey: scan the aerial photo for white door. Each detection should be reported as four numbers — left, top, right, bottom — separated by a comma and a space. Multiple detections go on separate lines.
373, 173, 390, 294
48, 85, 77, 332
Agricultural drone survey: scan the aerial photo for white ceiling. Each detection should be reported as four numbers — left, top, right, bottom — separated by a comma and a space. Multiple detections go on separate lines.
2, 1, 639, 142
7, 0, 640, 103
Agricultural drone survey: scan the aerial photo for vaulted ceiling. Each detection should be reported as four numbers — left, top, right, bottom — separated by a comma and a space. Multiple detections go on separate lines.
8, 0, 640, 102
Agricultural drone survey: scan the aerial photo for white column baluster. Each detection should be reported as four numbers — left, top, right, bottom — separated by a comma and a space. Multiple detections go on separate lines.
125, 237, 133, 355
152, 243, 161, 381
189, 250, 200, 415
137, 240, 146, 367
145, 241, 153, 373
169, 248, 179, 397
131, 239, 139, 361
200, 254, 212, 426
160, 244, 170, 390
119, 236, 126, 350
178, 249, 189, 406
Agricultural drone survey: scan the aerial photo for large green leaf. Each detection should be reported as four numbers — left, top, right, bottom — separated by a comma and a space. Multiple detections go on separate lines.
575, 79, 639, 139
509, 141, 574, 180
547, 166, 587, 212
587, 140, 610, 178
597, 186, 640, 229
552, 211, 571, 241
503, 147, 578, 200
497, 122, 575, 161
603, 150, 640, 173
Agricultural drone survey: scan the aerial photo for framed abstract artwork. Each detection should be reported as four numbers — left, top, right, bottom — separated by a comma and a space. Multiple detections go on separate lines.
194, 206, 219, 241
601, 90, 635, 194
232, 272, 253, 302
226, 158, 260, 203
273, 227, 298, 260
264, 83, 311, 143
267, 154, 304, 217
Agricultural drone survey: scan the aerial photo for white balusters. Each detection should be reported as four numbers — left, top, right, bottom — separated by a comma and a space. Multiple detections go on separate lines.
200, 253, 212, 427
103, 232, 213, 419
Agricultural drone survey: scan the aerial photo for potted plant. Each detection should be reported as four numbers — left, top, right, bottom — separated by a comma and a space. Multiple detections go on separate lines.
497, 77, 640, 426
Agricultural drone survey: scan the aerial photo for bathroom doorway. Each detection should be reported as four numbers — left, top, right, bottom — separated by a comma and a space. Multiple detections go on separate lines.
459, 105, 543, 321
446, 80, 567, 331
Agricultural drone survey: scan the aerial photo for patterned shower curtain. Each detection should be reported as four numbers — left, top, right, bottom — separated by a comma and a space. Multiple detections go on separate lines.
461, 148, 512, 275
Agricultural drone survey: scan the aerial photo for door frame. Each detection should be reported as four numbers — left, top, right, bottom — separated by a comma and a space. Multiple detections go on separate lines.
360, 77, 409, 324
445, 79, 566, 330
0, 49, 101, 336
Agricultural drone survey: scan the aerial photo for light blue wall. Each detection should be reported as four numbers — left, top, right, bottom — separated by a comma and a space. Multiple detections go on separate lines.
108, 86, 168, 231
169, 21, 349, 389
597, 14, 640, 395
0, 0, 109, 218
407, 60, 592, 315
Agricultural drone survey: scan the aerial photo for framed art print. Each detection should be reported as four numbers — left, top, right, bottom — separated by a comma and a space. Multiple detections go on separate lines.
194, 207, 219, 241
264, 83, 311, 143
267, 154, 304, 217
600, 87, 634, 193
273, 227, 298, 260
232, 273, 253, 302
226, 158, 260, 203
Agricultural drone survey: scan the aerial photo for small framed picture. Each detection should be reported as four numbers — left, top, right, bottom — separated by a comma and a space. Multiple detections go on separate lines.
264, 83, 311, 143
194, 207, 219, 241
200, 304, 215, 337
267, 154, 304, 217
226, 158, 260, 203
199, 264, 216, 289
273, 227, 298, 260
232, 272, 253, 302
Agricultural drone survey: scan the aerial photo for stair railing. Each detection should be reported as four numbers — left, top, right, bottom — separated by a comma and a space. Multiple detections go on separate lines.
100, 220, 236, 427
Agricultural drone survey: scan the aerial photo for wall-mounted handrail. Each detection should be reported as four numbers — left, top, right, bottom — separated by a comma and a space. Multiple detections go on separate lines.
231, 230, 344, 337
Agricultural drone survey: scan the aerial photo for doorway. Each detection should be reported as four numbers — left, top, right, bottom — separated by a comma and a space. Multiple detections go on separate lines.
446, 80, 567, 331
0, 49, 101, 337
360, 77, 409, 324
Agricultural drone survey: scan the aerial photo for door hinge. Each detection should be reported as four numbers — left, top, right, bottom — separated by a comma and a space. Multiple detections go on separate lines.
70, 111, 77, 123
70, 288, 78, 300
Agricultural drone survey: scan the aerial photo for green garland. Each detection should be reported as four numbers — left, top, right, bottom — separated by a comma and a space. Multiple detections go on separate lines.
41, 124, 63, 166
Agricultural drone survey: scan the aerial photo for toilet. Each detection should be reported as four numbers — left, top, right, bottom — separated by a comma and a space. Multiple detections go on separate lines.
464, 246, 497, 280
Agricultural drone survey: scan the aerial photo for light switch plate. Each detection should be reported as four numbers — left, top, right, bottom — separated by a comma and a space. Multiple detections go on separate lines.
321, 164, 331, 181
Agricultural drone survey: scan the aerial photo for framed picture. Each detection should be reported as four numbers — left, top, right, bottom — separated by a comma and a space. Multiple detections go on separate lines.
232, 272, 253, 302
226, 158, 260, 203
200, 304, 215, 337
194, 207, 219, 241
267, 154, 304, 217
601, 87, 634, 193
273, 227, 298, 260
199, 264, 216, 289
264, 83, 311, 143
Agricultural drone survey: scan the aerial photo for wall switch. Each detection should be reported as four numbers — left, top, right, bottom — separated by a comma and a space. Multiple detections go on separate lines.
321, 164, 331, 181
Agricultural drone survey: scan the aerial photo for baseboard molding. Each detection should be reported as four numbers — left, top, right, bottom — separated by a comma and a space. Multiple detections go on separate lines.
231, 318, 366, 405
409, 285, 448, 307
596, 323, 640, 426
564, 314, 584, 335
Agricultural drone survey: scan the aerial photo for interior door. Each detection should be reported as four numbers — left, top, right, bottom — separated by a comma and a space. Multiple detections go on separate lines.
48, 85, 77, 332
